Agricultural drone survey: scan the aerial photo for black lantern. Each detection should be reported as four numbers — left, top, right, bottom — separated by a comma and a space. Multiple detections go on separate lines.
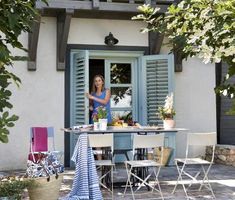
104, 32, 119, 47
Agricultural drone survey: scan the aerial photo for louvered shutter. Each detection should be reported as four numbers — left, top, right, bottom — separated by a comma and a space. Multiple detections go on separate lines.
71, 50, 89, 126
140, 55, 174, 126
70, 51, 89, 166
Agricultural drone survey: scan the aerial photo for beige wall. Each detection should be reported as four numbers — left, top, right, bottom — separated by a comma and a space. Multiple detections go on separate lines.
0, 17, 216, 170
0, 17, 64, 170
68, 18, 148, 46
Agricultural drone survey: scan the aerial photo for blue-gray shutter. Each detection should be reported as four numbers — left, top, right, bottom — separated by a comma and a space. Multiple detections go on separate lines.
140, 54, 174, 126
70, 50, 89, 166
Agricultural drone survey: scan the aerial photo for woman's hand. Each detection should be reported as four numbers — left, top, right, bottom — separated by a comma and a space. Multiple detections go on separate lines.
85, 92, 94, 100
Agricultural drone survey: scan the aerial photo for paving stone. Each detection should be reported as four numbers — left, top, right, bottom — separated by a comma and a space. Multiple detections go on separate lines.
1, 164, 235, 199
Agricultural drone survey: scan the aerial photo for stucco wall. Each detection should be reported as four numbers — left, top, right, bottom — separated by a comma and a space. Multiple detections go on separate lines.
68, 18, 148, 46
0, 17, 64, 170
0, 17, 216, 170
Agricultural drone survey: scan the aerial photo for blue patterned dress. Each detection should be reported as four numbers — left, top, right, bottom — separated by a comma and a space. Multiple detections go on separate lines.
92, 89, 112, 123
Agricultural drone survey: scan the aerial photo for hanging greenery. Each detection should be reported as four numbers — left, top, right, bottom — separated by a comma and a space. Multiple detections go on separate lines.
133, 0, 235, 113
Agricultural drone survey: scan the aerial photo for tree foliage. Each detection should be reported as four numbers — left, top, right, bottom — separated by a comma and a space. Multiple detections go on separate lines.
133, 0, 235, 112
0, 0, 47, 143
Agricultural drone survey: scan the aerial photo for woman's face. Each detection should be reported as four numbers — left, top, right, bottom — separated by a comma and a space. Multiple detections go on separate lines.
94, 76, 103, 89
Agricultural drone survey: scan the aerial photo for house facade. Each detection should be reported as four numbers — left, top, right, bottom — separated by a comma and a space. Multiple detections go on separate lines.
0, 0, 216, 170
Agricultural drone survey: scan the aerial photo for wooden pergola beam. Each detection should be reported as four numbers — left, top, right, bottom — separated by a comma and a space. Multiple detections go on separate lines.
57, 9, 74, 71
36, 0, 171, 13
28, 15, 41, 71
173, 47, 183, 72
149, 32, 164, 55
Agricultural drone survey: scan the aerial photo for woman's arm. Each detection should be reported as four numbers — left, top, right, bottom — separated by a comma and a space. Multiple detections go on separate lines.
86, 89, 111, 105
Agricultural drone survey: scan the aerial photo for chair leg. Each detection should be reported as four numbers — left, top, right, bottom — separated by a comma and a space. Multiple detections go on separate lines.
111, 165, 114, 200
124, 163, 135, 200
152, 167, 164, 200
172, 162, 189, 199
199, 165, 215, 199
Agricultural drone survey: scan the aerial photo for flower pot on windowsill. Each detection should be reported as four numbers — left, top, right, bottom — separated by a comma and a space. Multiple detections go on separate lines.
99, 118, 108, 131
163, 119, 175, 130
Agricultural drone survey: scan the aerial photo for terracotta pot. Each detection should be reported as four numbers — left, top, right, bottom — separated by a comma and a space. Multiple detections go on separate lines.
163, 119, 175, 130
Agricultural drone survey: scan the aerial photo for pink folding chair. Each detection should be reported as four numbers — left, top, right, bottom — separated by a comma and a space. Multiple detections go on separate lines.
28, 127, 62, 163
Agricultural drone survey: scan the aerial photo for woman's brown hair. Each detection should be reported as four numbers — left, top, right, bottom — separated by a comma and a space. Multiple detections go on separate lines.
91, 74, 105, 94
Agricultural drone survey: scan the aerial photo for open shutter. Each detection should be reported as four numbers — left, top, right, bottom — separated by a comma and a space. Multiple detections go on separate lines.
71, 50, 89, 126
139, 54, 174, 126
70, 50, 89, 165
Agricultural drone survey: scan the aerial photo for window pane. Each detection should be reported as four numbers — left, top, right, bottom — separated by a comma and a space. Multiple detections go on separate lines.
111, 111, 132, 122
110, 63, 131, 84
111, 87, 132, 108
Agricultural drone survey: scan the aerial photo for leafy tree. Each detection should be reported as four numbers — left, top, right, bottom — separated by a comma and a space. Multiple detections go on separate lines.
133, 0, 235, 112
0, 0, 47, 143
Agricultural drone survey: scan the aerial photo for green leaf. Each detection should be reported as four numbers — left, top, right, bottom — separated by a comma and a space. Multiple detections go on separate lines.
7, 122, 14, 127
2, 111, 9, 119
9, 115, 19, 121
0, 134, 9, 143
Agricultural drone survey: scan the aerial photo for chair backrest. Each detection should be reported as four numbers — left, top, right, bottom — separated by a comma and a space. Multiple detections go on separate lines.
187, 132, 216, 146
186, 132, 216, 161
133, 134, 165, 150
30, 127, 55, 152
88, 134, 114, 153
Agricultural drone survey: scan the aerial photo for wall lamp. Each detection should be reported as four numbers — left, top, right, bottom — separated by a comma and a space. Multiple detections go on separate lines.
104, 32, 119, 47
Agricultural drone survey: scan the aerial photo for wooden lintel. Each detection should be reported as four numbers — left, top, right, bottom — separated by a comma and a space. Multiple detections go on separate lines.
57, 9, 74, 71
28, 16, 41, 71
92, 0, 100, 9
36, 1, 171, 14
149, 32, 164, 55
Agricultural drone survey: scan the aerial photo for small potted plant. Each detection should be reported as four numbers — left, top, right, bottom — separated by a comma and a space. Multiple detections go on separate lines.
96, 106, 108, 130
157, 93, 176, 129
0, 176, 32, 200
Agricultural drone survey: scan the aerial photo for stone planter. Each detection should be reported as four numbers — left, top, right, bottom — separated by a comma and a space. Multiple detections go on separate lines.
163, 119, 175, 130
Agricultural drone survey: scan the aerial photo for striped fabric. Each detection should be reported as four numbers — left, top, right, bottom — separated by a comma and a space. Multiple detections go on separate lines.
66, 133, 103, 200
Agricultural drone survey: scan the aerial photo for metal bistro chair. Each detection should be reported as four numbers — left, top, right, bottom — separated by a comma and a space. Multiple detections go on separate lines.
124, 133, 165, 200
172, 132, 216, 199
88, 134, 115, 199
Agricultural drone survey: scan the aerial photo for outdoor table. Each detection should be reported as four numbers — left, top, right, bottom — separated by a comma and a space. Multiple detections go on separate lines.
63, 127, 186, 194
65, 126, 186, 165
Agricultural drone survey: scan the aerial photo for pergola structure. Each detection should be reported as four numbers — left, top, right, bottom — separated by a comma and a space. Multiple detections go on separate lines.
28, 0, 182, 71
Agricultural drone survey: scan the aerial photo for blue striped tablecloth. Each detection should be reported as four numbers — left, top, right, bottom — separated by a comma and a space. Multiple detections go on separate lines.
66, 133, 103, 200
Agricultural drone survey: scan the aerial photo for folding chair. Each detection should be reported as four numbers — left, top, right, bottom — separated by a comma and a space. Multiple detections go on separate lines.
123, 134, 165, 200
172, 132, 216, 199
88, 134, 115, 199
28, 127, 63, 163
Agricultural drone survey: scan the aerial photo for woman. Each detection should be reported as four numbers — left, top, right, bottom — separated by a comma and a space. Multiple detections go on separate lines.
86, 74, 112, 123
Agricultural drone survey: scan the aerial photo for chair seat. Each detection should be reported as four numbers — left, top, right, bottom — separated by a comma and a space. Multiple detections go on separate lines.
95, 160, 114, 166
175, 158, 211, 165
125, 159, 162, 167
